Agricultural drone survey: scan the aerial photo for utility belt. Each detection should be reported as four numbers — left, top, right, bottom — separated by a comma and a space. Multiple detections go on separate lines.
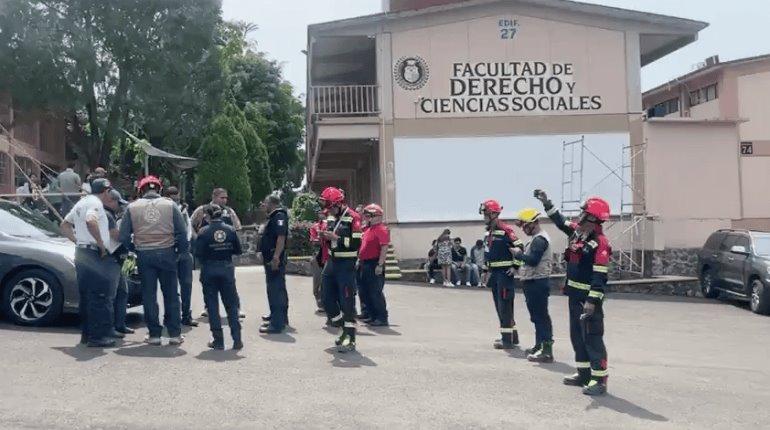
487, 259, 524, 270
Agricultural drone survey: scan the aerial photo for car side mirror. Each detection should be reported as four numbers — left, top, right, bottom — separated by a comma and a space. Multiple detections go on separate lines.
730, 245, 749, 254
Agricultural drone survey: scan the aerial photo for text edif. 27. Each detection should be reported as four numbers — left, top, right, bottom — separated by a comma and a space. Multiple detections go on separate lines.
499, 18, 518, 39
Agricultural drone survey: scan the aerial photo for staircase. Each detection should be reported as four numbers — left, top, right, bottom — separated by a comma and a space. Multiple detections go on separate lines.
384, 243, 402, 280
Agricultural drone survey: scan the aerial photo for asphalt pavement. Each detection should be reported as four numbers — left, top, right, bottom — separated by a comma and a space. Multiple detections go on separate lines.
1, 266, 768, 430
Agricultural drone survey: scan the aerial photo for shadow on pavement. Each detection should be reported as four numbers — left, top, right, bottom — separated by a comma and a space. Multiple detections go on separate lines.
586, 394, 669, 422
324, 347, 377, 368
50, 345, 108, 362
532, 360, 574, 375
365, 325, 402, 336
195, 349, 245, 362
113, 344, 188, 358
504, 347, 528, 359
259, 333, 296, 343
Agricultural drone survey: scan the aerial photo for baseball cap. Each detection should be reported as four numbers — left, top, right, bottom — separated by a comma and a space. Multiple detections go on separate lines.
110, 189, 128, 206
91, 178, 112, 194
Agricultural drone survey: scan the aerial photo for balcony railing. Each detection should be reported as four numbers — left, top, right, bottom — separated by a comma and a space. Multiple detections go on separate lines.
311, 85, 379, 117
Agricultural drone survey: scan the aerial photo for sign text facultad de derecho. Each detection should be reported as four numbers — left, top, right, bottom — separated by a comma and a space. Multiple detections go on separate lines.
419, 62, 603, 114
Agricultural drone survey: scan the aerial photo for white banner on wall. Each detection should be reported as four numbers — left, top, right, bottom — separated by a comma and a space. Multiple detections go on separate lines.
393, 133, 631, 222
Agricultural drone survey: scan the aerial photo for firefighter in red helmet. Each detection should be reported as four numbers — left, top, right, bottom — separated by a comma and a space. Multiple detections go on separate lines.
479, 199, 524, 350
533, 189, 611, 396
319, 186, 363, 353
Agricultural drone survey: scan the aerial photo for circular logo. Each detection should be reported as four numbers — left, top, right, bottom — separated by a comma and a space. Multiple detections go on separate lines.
143, 206, 161, 224
394, 56, 430, 91
214, 230, 226, 243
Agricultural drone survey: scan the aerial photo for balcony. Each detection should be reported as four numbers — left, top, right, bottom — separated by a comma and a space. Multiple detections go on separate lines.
310, 85, 379, 117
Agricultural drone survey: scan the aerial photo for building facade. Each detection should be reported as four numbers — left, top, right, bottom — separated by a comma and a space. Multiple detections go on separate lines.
643, 54, 770, 232
306, 0, 708, 265
0, 95, 67, 195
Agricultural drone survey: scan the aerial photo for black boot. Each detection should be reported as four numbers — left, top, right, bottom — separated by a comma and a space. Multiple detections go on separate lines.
232, 332, 243, 350
528, 340, 554, 363
511, 329, 519, 345
208, 330, 225, 350
563, 368, 591, 387
525, 344, 541, 355
583, 379, 608, 396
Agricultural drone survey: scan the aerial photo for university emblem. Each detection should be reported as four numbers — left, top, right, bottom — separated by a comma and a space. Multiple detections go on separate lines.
214, 230, 226, 243
394, 56, 430, 91
143, 206, 161, 224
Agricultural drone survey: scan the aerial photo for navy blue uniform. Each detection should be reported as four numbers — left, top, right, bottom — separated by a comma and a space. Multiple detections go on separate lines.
259, 207, 290, 331
195, 220, 243, 346
484, 221, 524, 347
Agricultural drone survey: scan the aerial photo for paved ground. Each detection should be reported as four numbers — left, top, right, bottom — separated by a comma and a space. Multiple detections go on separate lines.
1, 267, 768, 430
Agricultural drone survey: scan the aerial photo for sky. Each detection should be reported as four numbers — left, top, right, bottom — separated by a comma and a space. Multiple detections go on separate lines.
221, 0, 769, 95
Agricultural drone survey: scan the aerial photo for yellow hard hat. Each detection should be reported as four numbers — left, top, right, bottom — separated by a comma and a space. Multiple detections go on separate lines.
515, 208, 540, 224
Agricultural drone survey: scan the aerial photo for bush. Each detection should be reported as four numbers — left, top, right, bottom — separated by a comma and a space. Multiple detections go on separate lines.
291, 191, 320, 222
229, 102, 273, 205
287, 221, 315, 256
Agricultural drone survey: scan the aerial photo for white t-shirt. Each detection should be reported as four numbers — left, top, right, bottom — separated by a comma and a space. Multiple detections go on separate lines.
64, 194, 110, 246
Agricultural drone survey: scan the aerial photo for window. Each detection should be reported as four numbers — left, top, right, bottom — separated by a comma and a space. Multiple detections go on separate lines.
0, 201, 61, 238
752, 234, 770, 256
652, 98, 680, 116
689, 83, 718, 106
0, 152, 8, 186
704, 232, 725, 250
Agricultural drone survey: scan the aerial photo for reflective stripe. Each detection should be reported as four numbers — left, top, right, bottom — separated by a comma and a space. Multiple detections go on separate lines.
344, 237, 350, 247
513, 239, 523, 247
575, 361, 591, 369
591, 369, 609, 377
589, 290, 605, 300
567, 279, 591, 290
512, 259, 524, 266
593, 265, 608, 273
493, 230, 506, 236
587, 240, 598, 248
331, 314, 343, 322
351, 232, 363, 239
333, 251, 358, 258
500, 328, 514, 333
546, 207, 558, 216
340, 216, 353, 222
344, 321, 356, 328
489, 261, 513, 268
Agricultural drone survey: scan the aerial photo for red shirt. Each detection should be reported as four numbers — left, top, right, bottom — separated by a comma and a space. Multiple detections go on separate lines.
359, 223, 390, 261
310, 220, 329, 264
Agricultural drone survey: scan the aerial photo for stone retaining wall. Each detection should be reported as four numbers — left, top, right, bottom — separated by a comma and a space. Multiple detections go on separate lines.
234, 226, 260, 266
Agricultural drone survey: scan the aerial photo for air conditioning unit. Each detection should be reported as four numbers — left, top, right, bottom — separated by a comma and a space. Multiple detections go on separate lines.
705, 55, 720, 67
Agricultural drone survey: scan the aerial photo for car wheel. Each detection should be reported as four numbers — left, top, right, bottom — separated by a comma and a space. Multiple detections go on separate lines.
1, 269, 64, 326
701, 269, 719, 299
749, 279, 770, 315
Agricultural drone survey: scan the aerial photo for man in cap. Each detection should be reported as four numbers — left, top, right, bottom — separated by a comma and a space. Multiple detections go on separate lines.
104, 188, 135, 337
164, 186, 197, 327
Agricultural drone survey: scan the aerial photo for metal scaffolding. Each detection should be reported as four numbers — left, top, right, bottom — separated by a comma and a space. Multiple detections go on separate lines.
560, 135, 648, 277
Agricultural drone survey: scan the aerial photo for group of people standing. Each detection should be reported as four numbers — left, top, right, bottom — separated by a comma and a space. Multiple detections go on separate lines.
479, 189, 611, 396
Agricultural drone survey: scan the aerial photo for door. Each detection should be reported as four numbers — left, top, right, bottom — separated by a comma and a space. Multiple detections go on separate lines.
720, 233, 750, 291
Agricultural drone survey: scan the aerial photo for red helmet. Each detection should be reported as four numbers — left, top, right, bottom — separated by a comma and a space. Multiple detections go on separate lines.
479, 199, 503, 215
581, 197, 610, 222
137, 175, 162, 192
363, 203, 383, 217
320, 187, 345, 208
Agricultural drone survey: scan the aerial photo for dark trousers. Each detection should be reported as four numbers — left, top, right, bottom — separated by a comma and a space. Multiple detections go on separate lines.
114, 272, 129, 331
264, 262, 289, 330
177, 251, 194, 321
568, 293, 608, 384
75, 248, 119, 341
312, 258, 324, 308
322, 259, 357, 342
488, 269, 516, 344
201, 261, 241, 341
137, 248, 181, 338
360, 260, 388, 322
356, 266, 369, 317
523, 278, 553, 347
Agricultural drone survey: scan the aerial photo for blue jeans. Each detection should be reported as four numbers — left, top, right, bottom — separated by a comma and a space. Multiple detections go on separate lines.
360, 260, 388, 322
137, 248, 181, 338
201, 260, 241, 340
264, 262, 289, 330
523, 278, 553, 346
114, 272, 129, 330
75, 248, 119, 341
177, 251, 194, 321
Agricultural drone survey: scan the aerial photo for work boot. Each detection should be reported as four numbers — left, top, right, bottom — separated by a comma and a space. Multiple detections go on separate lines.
182, 318, 199, 327
261, 314, 271, 322
232, 332, 243, 350
208, 330, 225, 350
336, 335, 355, 353
512, 329, 519, 345
525, 344, 541, 355
563, 369, 591, 387
493, 339, 514, 350
528, 341, 554, 363
87, 338, 117, 348
582, 380, 608, 396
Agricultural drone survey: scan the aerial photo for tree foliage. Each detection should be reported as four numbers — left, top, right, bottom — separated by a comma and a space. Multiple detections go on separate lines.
224, 101, 273, 206
194, 114, 251, 212
291, 192, 321, 223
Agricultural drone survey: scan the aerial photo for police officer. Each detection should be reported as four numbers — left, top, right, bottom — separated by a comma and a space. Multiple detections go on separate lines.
164, 186, 198, 327
534, 189, 611, 396
195, 204, 244, 350
258, 194, 290, 334
104, 188, 135, 338
190, 187, 245, 319
60, 178, 118, 347
119, 176, 188, 346
512, 208, 554, 362
479, 199, 524, 350
357, 203, 390, 326
320, 187, 362, 353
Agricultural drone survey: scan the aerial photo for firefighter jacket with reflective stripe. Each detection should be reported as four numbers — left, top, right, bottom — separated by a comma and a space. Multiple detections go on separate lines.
326, 206, 362, 260
545, 205, 610, 304
483, 221, 524, 271
519, 230, 553, 281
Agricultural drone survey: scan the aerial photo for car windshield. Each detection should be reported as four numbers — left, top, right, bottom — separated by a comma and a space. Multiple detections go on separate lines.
0, 201, 61, 238
752, 235, 770, 257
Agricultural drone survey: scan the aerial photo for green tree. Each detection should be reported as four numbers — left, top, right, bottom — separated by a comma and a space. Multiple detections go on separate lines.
194, 114, 251, 211
225, 102, 273, 205
290, 192, 321, 222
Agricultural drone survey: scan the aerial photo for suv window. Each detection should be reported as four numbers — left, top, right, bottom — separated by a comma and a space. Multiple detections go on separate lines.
718, 234, 740, 251
704, 232, 726, 250
734, 235, 750, 251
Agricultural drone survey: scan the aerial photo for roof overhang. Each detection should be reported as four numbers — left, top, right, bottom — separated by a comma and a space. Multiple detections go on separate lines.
308, 0, 707, 66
